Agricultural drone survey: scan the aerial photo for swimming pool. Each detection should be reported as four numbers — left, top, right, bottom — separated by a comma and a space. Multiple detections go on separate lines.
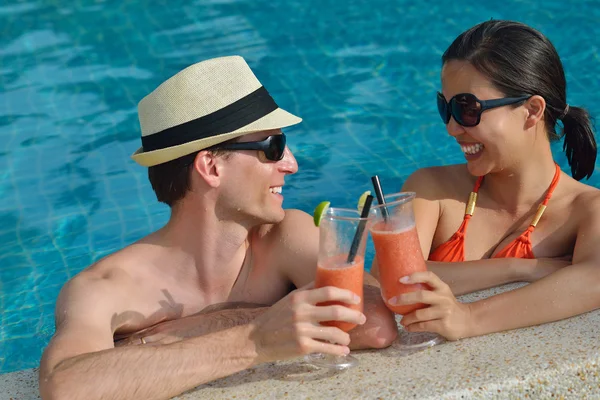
1, 0, 598, 374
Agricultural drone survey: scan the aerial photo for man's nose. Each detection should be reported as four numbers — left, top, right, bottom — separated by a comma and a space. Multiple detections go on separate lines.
278, 146, 298, 175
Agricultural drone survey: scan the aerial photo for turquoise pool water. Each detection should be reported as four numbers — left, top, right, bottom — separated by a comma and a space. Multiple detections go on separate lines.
1, 0, 599, 374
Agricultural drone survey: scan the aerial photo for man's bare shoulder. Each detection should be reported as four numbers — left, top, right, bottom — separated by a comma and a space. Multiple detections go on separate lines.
257, 209, 316, 241
41, 246, 156, 383
54, 239, 161, 327
278, 208, 316, 231
74, 237, 162, 282
254, 209, 318, 286
403, 164, 472, 198
56, 256, 135, 324
67, 242, 151, 287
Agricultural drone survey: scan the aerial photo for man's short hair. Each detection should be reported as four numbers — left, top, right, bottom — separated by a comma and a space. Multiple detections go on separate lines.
148, 143, 234, 207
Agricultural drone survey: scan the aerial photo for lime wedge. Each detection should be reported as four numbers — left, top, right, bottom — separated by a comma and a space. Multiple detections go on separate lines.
357, 190, 371, 212
313, 201, 330, 227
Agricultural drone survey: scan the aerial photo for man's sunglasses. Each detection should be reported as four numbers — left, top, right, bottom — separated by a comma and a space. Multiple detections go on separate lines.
437, 92, 531, 127
209, 133, 287, 161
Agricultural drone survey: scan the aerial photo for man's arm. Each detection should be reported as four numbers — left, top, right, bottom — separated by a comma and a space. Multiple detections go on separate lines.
273, 209, 398, 349
43, 324, 258, 400
116, 305, 268, 346
40, 268, 366, 400
39, 272, 259, 400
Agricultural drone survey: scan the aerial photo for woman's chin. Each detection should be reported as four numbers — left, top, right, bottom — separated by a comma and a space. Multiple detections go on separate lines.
465, 158, 491, 177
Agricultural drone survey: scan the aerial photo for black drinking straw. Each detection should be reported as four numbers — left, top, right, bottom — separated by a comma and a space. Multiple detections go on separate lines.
371, 175, 389, 222
347, 194, 374, 263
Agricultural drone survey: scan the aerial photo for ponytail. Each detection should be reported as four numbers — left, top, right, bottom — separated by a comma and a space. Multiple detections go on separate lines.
561, 106, 597, 181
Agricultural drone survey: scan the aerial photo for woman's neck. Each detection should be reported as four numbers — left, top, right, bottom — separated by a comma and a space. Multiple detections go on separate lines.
482, 154, 558, 213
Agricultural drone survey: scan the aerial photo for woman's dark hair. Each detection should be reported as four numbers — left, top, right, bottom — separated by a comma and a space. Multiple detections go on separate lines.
442, 20, 597, 180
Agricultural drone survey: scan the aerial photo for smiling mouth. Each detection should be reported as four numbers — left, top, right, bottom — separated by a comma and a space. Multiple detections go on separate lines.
461, 143, 484, 155
269, 186, 282, 194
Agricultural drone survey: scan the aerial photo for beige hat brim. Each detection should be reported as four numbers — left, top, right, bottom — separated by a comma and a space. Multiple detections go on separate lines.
131, 107, 301, 167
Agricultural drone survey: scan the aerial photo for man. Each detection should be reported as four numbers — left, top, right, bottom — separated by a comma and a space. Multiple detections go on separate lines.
39, 56, 397, 400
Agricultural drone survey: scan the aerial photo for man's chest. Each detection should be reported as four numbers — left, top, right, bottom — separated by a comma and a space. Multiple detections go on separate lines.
113, 261, 292, 336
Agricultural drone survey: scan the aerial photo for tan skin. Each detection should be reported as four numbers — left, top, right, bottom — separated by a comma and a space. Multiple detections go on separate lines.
39, 129, 397, 400
372, 61, 600, 340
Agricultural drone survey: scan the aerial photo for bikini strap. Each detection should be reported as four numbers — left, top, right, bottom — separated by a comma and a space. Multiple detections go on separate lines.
530, 163, 561, 227
463, 164, 560, 223
473, 176, 484, 193
463, 176, 484, 217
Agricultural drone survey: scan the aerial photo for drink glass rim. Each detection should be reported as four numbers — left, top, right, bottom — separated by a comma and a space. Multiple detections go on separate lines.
323, 207, 370, 222
369, 191, 416, 209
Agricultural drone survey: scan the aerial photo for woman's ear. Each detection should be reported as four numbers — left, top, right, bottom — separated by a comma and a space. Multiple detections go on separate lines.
192, 151, 222, 188
523, 95, 546, 130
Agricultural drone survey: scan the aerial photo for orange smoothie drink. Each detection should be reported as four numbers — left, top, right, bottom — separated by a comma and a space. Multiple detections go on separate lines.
370, 222, 429, 315
315, 254, 364, 332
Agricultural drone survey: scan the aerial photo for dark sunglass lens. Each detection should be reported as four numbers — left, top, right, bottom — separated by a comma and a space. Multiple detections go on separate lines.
437, 93, 450, 124
452, 94, 481, 126
266, 135, 286, 161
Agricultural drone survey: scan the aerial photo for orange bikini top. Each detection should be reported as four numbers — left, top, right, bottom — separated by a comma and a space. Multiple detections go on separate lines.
428, 163, 561, 262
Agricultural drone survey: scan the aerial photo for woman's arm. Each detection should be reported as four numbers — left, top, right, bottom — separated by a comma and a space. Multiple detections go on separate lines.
396, 192, 600, 340
468, 261, 599, 337
466, 192, 600, 336
428, 257, 570, 296
401, 167, 569, 295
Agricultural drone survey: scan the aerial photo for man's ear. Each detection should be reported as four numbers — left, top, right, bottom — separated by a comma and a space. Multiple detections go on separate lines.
523, 95, 546, 130
192, 151, 223, 188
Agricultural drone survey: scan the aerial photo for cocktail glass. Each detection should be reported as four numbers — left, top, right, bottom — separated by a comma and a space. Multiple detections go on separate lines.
305, 207, 367, 370
369, 192, 445, 351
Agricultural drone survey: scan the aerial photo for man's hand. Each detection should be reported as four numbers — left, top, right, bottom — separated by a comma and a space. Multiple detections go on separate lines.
249, 283, 367, 363
348, 276, 398, 349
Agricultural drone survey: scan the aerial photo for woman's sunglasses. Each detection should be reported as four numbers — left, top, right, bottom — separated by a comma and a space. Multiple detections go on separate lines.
209, 133, 287, 161
437, 92, 531, 127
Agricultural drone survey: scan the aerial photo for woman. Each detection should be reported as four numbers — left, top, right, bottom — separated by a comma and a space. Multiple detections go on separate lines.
384, 20, 600, 340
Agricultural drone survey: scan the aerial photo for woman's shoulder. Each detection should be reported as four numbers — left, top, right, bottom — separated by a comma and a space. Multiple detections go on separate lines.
562, 179, 600, 255
403, 164, 475, 197
559, 175, 600, 219
570, 180, 600, 208
560, 172, 600, 199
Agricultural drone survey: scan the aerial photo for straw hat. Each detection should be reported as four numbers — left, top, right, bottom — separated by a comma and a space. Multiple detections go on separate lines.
131, 56, 302, 166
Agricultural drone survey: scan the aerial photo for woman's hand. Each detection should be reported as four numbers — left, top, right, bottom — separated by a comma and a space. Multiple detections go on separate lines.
389, 271, 474, 341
